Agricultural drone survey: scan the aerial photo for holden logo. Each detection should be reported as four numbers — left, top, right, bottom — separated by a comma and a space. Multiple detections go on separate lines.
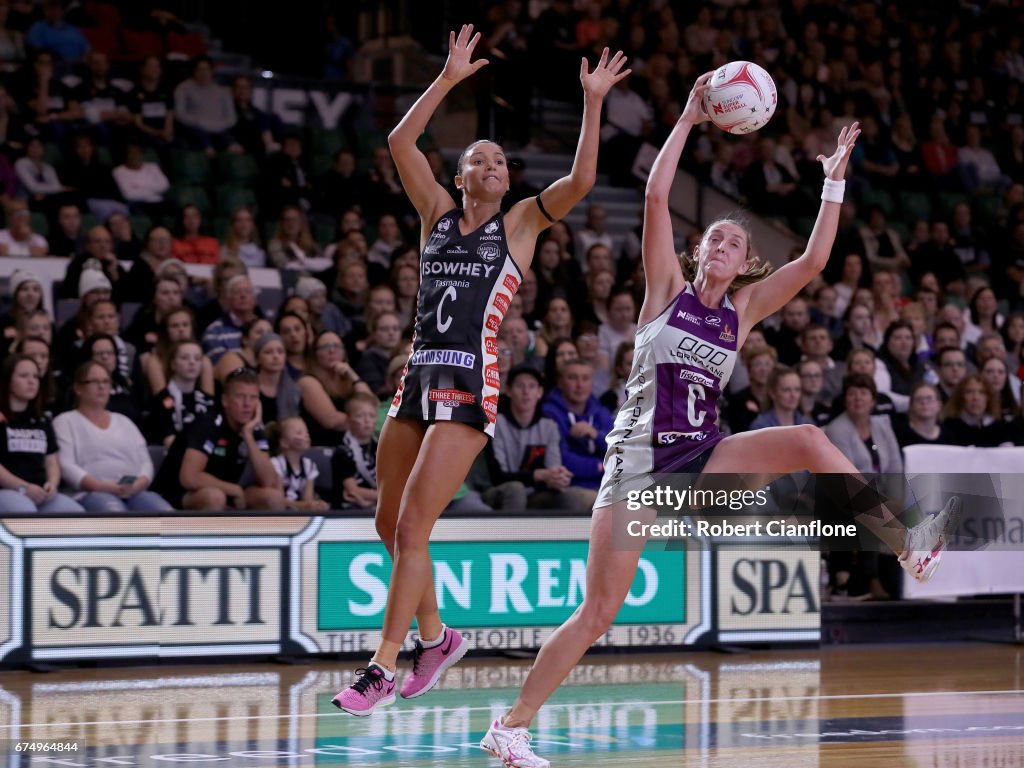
477, 243, 500, 262
485, 220, 499, 234
437, 218, 452, 232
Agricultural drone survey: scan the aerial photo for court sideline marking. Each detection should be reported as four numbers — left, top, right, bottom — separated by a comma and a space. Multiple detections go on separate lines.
0, 688, 1020, 730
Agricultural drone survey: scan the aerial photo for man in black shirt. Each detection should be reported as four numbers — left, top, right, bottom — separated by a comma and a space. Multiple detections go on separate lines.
152, 369, 285, 510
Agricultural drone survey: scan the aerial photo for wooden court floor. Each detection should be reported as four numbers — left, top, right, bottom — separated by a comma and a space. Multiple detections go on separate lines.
0, 644, 1020, 767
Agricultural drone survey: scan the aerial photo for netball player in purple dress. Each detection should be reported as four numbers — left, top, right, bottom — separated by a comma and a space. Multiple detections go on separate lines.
481, 72, 961, 768
332, 25, 630, 716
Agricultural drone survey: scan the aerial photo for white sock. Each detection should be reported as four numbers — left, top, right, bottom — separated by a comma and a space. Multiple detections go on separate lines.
421, 624, 447, 648
368, 661, 395, 681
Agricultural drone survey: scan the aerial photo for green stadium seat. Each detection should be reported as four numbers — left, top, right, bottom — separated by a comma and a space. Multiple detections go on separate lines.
861, 188, 894, 215
938, 191, 969, 218
216, 186, 258, 216
30, 212, 48, 238
974, 193, 1002, 229
899, 191, 932, 222
174, 185, 211, 215
130, 214, 153, 240
81, 213, 100, 232
216, 153, 260, 184
313, 220, 335, 246
310, 127, 346, 160
171, 150, 211, 184
44, 143, 63, 166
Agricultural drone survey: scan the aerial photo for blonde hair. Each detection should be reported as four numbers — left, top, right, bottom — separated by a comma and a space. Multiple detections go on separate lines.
681, 216, 773, 292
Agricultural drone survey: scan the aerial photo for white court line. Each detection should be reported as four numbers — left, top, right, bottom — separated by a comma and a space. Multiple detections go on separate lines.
0, 688, 1020, 730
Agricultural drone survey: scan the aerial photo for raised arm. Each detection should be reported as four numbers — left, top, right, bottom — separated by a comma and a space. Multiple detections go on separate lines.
388, 24, 488, 224
639, 73, 712, 323
510, 48, 631, 244
733, 122, 861, 334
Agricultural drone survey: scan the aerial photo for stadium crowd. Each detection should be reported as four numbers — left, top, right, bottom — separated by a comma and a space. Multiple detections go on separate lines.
0, 0, 1022, 598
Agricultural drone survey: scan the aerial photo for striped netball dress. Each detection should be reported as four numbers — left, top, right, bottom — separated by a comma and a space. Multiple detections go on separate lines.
389, 209, 522, 437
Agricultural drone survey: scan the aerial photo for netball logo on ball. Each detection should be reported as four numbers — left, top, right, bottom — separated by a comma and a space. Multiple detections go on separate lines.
477, 243, 500, 262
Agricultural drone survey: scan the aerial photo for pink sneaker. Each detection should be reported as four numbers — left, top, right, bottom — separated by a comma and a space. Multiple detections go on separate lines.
331, 663, 396, 716
399, 625, 468, 699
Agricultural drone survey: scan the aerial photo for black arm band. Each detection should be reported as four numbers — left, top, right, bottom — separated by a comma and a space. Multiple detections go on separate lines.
536, 193, 556, 223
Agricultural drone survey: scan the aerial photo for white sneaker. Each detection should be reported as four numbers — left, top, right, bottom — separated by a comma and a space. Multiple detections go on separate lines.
480, 719, 550, 768
899, 496, 962, 583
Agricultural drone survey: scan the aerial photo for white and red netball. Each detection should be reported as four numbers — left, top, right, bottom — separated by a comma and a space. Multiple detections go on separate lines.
702, 61, 778, 135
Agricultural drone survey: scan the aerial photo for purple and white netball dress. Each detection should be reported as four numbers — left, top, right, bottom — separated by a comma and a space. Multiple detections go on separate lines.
596, 282, 739, 507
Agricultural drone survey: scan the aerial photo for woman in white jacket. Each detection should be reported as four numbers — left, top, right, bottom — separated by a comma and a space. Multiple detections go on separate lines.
54, 360, 173, 512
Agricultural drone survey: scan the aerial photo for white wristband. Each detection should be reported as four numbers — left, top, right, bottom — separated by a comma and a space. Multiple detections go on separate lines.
821, 178, 846, 204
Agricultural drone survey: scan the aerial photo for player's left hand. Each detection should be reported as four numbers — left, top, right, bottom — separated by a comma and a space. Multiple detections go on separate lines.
580, 48, 631, 100
817, 121, 860, 181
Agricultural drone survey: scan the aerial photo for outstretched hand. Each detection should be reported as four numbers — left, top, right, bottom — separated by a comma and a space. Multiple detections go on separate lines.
680, 71, 714, 125
817, 121, 861, 181
580, 48, 631, 100
441, 24, 489, 84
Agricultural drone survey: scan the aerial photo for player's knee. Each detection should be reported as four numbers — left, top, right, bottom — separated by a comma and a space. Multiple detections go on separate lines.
375, 516, 397, 548
796, 424, 829, 460
394, 513, 430, 556
579, 593, 621, 637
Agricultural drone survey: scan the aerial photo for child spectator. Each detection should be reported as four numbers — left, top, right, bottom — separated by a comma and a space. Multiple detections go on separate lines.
331, 391, 379, 509
268, 417, 328, 512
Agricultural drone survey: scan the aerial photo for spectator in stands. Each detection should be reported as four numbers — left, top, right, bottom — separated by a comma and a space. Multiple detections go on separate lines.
75, 50, 131, 145
534, 296, 574, 359
202, 274, 259, 364
484, 365, 591, 512
171, 204, 218, 264
143, 340, 214, 447
328, 258, 368, 326
875, 321, 926, 414
795, 359, 834, 425
890, 114, 925, 189
1002, 312, 1024, 377
959, 124, 1012, 194
59, 224, 130, 303
599, 340, 633, 413
124, 273, 182, 353
964, 286, 1003, 346
267, 205, 321, 269
112, 142, 170, 217
0, 354, 83, 512
367, 213, 402, 271
597, 288, 636, 370
267, 417, 328, 511
750, 366, 812, 430
60, 134, 127, 224
54, 360, 171, 511
858, 205, 911, 274
174, 55, 236, 156
15, 136, 70, 214
220, 207, 266, 268
152, 368, 284, 511
390, 264, 418, 331
295, 275, 346, 336
54, 265, 112, 361
0, 3, 25, 66
830, 252, 868, 320
213, 316, 270, 383
600, 76, 652, 186
105, 211, 140, 262
824, 373, 902, 472
364, 145, 408, 222
47, 202, 82, 258
142, 305, 214, 396
274, 310, 309, 379
254, 331, 302, 425
261, 132, 312, 219
766, 296, 810, 366
542, 358, 613, 490
574, 322, 607, 394
895, 383, 951, 448
941, 374, 1008, 447
131, 55, 174, 149
541, 337, 576, 395
742, 137, 809, 227
12, 336, 56, 410
26, 0, 88, 62
331, 391, 380, 509
950, 202, 990, 277
298, 329, 372, 445
910, 220, 967, 295
576, 205, 613, 264
979, 356, 1020, 422
20, 50, 79, 141
935, 346, 969, 404
315, 149, 364, 218
228, 75, 276, 157
79, 328, 139, 415
497, 315, 534, 370
356, 310, 402, 395
921, 116, 961, 190
798, 323, 845, 404
1, 270, 44, 341
726, 345, 776, 434
0, 203, 46, 256
850, 115, 899, 192
533, 237, 577, 313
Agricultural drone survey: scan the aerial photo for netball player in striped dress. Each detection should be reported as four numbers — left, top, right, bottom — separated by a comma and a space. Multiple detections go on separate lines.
332, 25, 630, 716
481, 73, 962, 767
